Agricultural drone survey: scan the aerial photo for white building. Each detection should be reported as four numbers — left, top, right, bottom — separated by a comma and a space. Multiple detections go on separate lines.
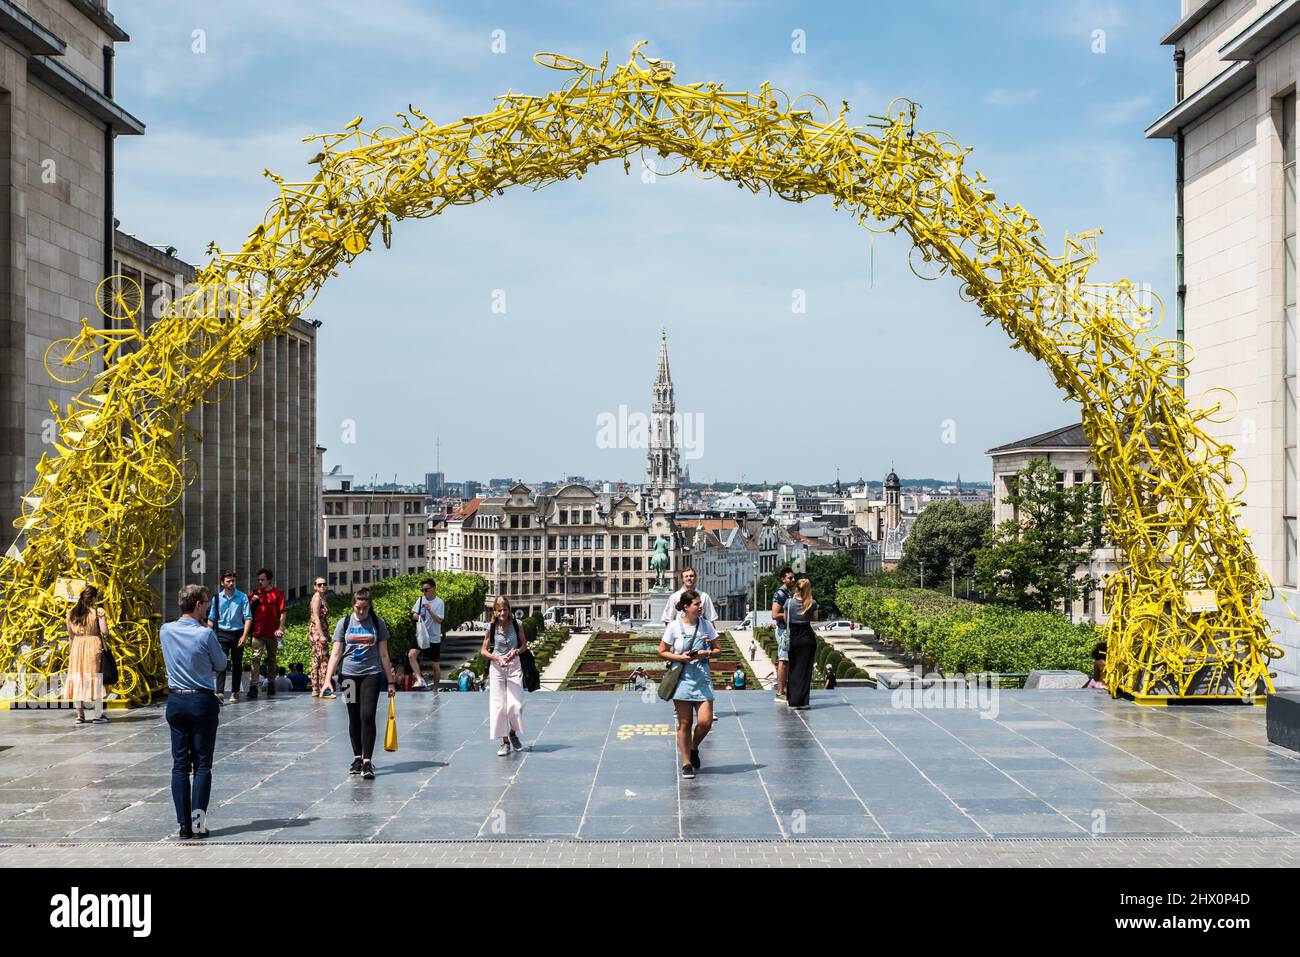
1146, 0, 1300, 679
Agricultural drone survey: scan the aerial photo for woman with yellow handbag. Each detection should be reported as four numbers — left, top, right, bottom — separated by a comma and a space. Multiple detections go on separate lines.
321, 588, 398, 780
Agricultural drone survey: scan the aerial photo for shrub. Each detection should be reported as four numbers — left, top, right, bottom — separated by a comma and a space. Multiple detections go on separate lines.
836, 660, 854, 678
279, 571, 488, 669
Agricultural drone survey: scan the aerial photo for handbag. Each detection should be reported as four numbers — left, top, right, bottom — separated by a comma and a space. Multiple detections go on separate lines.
657, 622, 699, 701
97, 613, 118, 688
384, 694, 398, 752
519, 648, 540, 692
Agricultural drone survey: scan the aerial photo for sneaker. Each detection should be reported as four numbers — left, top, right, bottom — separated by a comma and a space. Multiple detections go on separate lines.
91, 715, 110, 724
680, 764, 695, 779
361, 763, 375, 780
191, 809, 209, 837
775, 692, 787, 701
348, 757, 364, 775
176, 827, 193, 841
689, 749, 701, 769
413, 678, 428, 689
509, 730, 523, 752
228, 692, 239, 703
320, 688, 334, 699
497, 740, 511, 757
246, 687, 258, 700
310, 690, 320, 697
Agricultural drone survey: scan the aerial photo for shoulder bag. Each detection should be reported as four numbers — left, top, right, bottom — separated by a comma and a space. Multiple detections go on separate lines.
657, 621, 699, 701
97, 612, 118, 688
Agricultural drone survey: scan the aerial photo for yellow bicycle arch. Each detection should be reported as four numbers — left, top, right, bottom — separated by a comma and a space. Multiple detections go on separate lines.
0, 46, 1282, 705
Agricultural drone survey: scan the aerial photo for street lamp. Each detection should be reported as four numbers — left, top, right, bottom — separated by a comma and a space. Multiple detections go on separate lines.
753, 559, 758, 629
919, 561, 925, 590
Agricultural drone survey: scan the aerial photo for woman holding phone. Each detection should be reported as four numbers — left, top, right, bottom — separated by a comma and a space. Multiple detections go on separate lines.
481, 596, 528, 756
658, 589, 720, 779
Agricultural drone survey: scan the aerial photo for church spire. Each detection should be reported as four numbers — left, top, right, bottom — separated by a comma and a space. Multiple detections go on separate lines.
646, 329, 680, 513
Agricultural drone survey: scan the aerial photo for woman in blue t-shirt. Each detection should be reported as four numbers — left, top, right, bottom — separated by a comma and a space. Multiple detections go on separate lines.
322, 588, 398, 780
658, 590, 720, 779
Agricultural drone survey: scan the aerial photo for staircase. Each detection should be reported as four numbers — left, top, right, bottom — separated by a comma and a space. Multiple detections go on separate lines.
819, 628, 913, 679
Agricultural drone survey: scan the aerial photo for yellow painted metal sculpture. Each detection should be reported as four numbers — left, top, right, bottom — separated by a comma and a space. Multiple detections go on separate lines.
0, 45, 1282, 705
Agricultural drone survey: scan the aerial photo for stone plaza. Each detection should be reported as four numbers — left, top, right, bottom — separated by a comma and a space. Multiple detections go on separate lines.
3, 688, 1300, 866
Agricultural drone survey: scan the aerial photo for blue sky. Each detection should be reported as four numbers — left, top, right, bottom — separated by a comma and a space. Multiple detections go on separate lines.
113, 0, 1180, 489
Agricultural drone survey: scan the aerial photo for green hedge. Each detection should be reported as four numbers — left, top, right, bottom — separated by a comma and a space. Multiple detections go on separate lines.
753, 625, 869, 682
837, 581, 1098, 674
278, 571, 488, 669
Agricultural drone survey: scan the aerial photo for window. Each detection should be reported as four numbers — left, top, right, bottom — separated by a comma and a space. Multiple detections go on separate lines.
522, 515, 530, 528
328, 572, 337, 586
534, 536, 542, 550
522, 580, 530, 594
352, 548, 361, 562
418, 545, 425, 558
559, 510, 568, 524
352, 524, 361, 538
1073, 471, 1084, 486
534, 580, 541, 594
622, 557, 631, 570
510, 536, 519, 551
548, 558, 557, 572
548, 580, 556, 593
533, 558, 541, 573
583, 535, 592, 549
582, 510, 592, 525
511, 558, 518, 573
622, 513, 630, 526
363, 570, 371, 583
634, 557, 643, 571
559, 535, 568, 549
634, 536, 643, 550
1054, 472, 1065, 491
408, 545, 416, 558
548, 535, 556, 549
328, 526, 337, 539
595, 557, 604, 571
499, 536, 507, 551
611, 536, 620, 550
622, 535, 631, 549
352, 570, 362, 584
595, 535, 604, 549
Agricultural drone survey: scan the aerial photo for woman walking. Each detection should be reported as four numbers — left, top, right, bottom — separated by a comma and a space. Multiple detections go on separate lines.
784, 578, 819, 710
322, 588, 397, 780
65, 585, 110, 724
481, 597, 527, 756
160, 584, 227, 839
308, 577, 331, 696
658, 590, 720, 779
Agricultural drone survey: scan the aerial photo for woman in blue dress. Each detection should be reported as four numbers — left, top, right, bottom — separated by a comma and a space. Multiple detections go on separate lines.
658, 590, 720, 779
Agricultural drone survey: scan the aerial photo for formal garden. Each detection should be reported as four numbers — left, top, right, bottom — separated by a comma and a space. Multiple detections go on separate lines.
560, 629, 761, 691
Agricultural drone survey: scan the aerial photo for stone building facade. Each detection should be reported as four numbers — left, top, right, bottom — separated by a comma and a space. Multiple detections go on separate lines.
1146, 0, 1300, 680
322, 472, 425, 589
0, 1, 141, 537
986, 424, 1118, 625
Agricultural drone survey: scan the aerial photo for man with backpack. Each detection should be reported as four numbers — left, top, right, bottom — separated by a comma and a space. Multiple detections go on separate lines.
409, 578, 445, 690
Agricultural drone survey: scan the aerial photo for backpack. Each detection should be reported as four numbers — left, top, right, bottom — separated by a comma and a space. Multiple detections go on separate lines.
732, 669, 746, 689
458, 671, 473, 692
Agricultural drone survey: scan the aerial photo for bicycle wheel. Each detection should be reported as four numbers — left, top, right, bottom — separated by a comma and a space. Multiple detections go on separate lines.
96, 276, 143, 323
43, 337, 91, 384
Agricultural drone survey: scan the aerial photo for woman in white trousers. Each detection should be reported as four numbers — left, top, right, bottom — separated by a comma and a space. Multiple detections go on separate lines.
481, 596, 528, 756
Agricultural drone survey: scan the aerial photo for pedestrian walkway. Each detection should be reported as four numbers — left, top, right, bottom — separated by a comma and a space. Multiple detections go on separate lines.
4, 836, 1298, 868
2, 690, 1299, 844
729, 628, 776, 689
819, 627, 912, 678
539, 630, 595, 690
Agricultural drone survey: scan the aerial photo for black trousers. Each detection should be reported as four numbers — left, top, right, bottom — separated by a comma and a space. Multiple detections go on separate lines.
215, 631, 244, 695
343, 673, 383, 759
787, 624, 817, 708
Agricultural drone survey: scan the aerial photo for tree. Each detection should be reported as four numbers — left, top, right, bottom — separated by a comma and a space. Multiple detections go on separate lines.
756, 551, 860, 618
973, 458, 1106, 613
897, 499, 992, 590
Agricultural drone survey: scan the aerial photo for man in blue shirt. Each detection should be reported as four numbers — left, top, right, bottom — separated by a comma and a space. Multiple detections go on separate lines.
160, 584, 227, 840
207, 569, 252, 703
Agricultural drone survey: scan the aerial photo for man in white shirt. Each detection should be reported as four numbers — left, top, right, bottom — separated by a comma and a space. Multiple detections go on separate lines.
660, 567, 717, 625
409, 578, 446, 690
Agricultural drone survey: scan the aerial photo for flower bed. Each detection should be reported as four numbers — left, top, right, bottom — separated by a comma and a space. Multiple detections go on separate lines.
560, 629, 761, 691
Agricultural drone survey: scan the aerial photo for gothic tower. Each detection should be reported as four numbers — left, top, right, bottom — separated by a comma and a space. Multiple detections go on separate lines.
884, 465, 901, 531
646, 329, 681, 513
